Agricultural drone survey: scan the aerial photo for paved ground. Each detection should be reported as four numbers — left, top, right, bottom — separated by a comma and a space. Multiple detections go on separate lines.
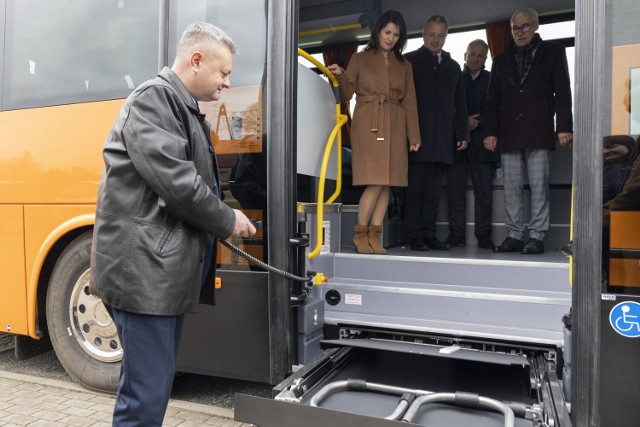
0, 370, 250, 426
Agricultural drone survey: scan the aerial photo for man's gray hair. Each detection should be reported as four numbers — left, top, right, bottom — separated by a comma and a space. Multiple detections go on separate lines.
177, 22, 238, 58
511, 8, 539, 24
424, 15, 449, 33
466, 39, 489, 54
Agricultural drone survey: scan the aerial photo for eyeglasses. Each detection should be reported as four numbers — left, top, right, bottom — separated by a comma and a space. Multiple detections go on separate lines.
511, 23, 534, 34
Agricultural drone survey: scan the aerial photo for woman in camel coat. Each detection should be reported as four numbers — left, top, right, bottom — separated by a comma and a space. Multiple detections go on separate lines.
329, 10, 421, 254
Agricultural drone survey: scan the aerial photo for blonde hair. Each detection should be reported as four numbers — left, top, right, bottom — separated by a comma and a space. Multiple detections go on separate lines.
176, 22, 237, 58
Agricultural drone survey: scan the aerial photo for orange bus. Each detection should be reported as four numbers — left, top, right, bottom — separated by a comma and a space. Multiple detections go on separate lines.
1, 0, 639, 425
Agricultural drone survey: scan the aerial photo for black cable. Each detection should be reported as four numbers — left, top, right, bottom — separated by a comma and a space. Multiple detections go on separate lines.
219, 239, 312, 282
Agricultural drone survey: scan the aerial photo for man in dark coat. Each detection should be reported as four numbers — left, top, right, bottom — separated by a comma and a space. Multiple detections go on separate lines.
405, 15, 469, 251
90, 23, 256, 425
484, 8, 573, 254
446, 39, 499, 249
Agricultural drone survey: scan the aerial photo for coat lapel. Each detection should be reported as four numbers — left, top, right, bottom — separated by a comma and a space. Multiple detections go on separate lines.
503, 46, 521, 88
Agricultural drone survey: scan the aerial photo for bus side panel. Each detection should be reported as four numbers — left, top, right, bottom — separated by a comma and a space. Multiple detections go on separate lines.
23, 205, 96, 274
0, 205, 28, 335
0, 101, 121, 205
23, 205, 96, 331
177, 271, 271, 383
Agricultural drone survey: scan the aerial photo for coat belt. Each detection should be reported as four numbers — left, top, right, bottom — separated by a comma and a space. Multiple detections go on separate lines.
356, 94, 400, 140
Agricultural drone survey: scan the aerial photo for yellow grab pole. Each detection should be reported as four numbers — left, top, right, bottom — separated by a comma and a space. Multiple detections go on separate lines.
298, 48, 347, 260
307, 114, 347, 259
326, 103, 343, 204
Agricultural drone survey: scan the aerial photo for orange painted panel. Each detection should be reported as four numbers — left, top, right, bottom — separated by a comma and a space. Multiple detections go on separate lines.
610, 211, 640, 249
611, 44, 640, 134
0, 100, 124, 204
22, 206, 95, 338
0, 206, 28, 335
23, 206, 95, 287
609, 211, 640, 288
609, 259, 640, 288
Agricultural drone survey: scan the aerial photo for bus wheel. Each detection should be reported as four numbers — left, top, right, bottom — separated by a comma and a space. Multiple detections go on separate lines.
46, 230, 121, 393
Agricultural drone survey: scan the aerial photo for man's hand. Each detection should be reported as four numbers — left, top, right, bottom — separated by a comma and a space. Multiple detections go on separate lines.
232, 209, 257, 238
468, 114, 479, 131
483, 136, 497, 152
558, 132, 573, 146
409, 142, 421, 152
456, 140, 468, 151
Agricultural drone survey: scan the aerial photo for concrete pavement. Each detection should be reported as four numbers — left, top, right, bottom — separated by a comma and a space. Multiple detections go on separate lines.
0, 370, 250, 427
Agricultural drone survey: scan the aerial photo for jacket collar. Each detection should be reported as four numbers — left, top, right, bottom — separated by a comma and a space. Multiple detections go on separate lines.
418, 46, 451, 62
158, 67, 201, 114
502, 38, 545, 83
463, 65, 488, 79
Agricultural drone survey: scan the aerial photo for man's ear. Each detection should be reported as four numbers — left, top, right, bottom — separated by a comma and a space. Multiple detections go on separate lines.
190, 51, 204, 70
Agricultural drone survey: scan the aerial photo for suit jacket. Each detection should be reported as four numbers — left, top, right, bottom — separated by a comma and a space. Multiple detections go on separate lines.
484, 39, 573, 153
405, 47, 469, 165
337, 49, 421, 186
463, 66, 498, 163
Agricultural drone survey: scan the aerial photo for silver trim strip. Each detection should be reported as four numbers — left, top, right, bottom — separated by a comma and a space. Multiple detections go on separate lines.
334, 252, 570, 269
324, 313, 563, 347
325, 282, 570, 305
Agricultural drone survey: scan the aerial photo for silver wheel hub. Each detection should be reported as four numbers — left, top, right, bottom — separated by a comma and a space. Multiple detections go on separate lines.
68, 270, 122, 362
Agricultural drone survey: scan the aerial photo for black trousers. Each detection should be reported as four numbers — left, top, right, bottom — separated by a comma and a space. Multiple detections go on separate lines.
447, 149, 495, 240
406, 161, 448, 238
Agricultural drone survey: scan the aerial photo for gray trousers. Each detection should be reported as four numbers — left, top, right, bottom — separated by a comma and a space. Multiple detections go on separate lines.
501, 149, 550, 241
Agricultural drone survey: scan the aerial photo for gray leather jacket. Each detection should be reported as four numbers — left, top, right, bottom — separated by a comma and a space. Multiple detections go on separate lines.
90, 67, 235, 315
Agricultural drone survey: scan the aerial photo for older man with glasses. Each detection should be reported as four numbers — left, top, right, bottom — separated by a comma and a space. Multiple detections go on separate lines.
483, 8, 573, 255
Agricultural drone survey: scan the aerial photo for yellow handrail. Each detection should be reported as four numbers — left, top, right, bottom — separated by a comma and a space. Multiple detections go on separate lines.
299, 23, 362, 38
297, 48, 348, 259
297, 48, 339, 88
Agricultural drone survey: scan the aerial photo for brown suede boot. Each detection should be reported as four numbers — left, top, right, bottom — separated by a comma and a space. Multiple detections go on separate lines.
368, 225, 387, 254
353, 224, 373, 254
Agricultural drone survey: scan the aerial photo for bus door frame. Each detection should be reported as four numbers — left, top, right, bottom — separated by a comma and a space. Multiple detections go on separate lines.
573, 0, 606, 424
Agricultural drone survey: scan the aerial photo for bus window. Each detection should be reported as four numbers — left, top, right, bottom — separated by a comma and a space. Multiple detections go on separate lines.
3, 0, 159, 110
170, 0, 267, 271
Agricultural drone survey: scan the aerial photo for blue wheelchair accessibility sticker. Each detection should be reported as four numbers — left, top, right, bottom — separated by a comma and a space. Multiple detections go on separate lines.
610, 301, 640, 338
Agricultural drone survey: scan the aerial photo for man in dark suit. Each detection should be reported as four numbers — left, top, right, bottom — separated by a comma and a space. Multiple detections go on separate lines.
484, 8, 573, 254
405, 15, 469, 251
446, 39, 499, 249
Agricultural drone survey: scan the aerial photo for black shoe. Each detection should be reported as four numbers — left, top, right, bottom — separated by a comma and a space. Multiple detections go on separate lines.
477, 236, 495, 250
493, 237, 524, 253
562, 308, 572, 330
521, 238, 545, 254
424, 235, 450, 251
445, 235, 466, 247
410, 237, 430, 252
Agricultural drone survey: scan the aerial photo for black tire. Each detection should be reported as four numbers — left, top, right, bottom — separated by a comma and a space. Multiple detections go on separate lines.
46, 230, 121, 393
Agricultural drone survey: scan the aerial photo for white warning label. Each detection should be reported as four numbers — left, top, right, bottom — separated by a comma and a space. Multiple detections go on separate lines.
320, 220, 331, 254
345, 293, 362, 305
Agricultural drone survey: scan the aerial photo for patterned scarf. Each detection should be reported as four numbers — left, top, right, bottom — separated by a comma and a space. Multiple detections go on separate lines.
514, 33, 541, 82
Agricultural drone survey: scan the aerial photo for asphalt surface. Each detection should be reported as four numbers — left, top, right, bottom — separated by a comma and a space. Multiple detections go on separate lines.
0, 333, 272, 409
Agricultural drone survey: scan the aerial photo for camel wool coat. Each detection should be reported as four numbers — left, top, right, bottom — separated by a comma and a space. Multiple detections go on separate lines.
338, 49, 421, 186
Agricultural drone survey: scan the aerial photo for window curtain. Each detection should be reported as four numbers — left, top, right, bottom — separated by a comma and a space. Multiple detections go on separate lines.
485, 21, 512, 59
322, 43, 358, 147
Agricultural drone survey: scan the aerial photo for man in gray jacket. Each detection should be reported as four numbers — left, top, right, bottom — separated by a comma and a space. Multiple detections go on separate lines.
90, 22, 255, 426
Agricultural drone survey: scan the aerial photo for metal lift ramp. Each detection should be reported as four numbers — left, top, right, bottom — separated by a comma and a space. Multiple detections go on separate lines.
323, 252, 571, 347
303, 203, 572, 348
